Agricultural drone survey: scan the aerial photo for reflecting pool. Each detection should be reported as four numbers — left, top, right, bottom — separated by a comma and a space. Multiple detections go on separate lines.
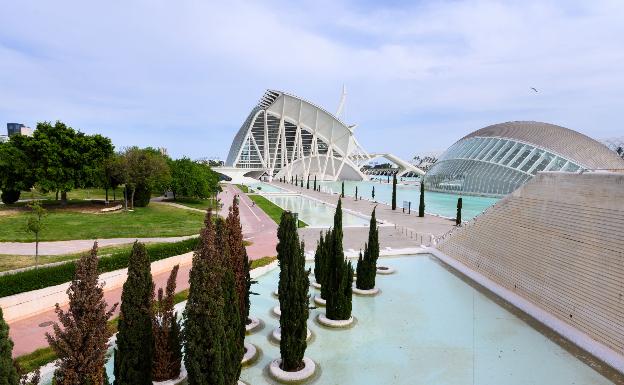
240, 256, 609, 385
249, 182, 285, 193
264, 194, 369, 227
320, 180, 499, 221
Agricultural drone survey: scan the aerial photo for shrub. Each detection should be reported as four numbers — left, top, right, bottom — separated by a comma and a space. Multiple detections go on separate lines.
0, 238, 199, 298
1, 189, 20, 204
133, 184, 152, 207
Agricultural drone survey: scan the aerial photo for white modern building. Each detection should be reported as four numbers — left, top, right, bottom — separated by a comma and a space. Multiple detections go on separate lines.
221, 89, 423, 182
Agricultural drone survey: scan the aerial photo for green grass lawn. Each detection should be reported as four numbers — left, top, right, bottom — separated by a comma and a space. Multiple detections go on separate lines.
163, 197, 216, 210
16, 188, 113, 201
247, 194, 307, 228
0, 203, 204, 242
236, 184, 249, 193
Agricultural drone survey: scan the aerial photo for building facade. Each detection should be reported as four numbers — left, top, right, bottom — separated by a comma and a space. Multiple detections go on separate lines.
424, 121, 624, 197
7, 123, 33, 137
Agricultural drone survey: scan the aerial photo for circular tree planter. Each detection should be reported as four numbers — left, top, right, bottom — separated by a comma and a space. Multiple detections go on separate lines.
313, 295, 326, 306
241, 342, 258, 366
352, 286, 380, 296
245, 316, 262, 334
317, 313, 354, 328
269, 357, 316, 383
377, 266, 396, 275
272, 305, 281, 317
271, 326, 312, 342
311, 281, 321, 289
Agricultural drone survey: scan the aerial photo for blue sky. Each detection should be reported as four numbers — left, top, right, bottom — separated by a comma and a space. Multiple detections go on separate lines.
1, 0, 623, 160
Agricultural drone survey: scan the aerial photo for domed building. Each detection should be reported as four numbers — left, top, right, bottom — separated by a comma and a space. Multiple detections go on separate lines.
424, 121, 624, 197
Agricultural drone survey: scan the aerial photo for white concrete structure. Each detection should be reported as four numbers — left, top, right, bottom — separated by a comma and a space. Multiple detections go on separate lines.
221, 89, 420, 182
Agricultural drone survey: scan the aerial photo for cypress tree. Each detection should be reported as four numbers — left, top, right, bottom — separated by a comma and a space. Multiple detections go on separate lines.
372, 186, 375, 201
456, 197, 462, 226
226, 196, 251, 326
152, 265, 182, 381
300, 178, 304, 188
306, 175, 310, 189
0, 307, 19, 385
313, 232, 325, 287
355, 186, 358, 200
326, 199, 353, 320
291, 175, 293, 184
114, 242, 154, 385
418, 181, 425, 217
46, 242, 117, 385
313, 175, 317, 191
319, 228, 332, 301
184, 211, 227, 385
356, 208, 379, 290
341, 181, 345, 198
277, 211, 309, 371
391, 174, 397, 210
295, 175, 298, 185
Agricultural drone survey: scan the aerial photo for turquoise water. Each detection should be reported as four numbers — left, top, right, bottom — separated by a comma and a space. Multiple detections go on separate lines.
320, 181, 499, 220
241, 256, 609, 385
264, 195, 369, 227
80, 255, 607, 385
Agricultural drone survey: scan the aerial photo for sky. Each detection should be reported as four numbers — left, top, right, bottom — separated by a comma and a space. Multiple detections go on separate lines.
1, 0, 623, 161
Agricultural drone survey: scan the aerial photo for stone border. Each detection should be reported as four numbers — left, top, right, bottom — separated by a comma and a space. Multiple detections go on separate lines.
271, 326, 312, 342
272, 305, 281, 316
377, 266, 396, 275
311, 281, 321, 289
241, 342, 258, 366
317, 313, 354, 328
269, 357, 316, 383
245, 316, 262, 334
352, 286, 380, 296
313, 295, 326, 306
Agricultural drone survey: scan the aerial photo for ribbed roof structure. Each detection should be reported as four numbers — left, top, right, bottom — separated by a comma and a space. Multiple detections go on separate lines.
461, 121, 624, 170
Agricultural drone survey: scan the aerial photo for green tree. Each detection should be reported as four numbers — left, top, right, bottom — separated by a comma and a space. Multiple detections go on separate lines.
169, 157, 219, 200
356, 208, 379, 290
226, 196, 252, 325
341, 181, 345, 198
46, 242, 117, 385
114, 242, 154, 385
119, 147, 171, 208
325, 199, 353, 320
456, 197, 462, 226
318, 228, 332, 301
25, 201, 46, 268
0, 307, 20, 385
152, 265, 182, 381
372, 186, 375, 201
313, 175, 317, 191
277, 211, 309, 371
27, 121, 114, 203
418, 181, 425, 217
355, 186, 358, 200
313, 232, 326, 289
0, 137, 34, 204
306, 175, 310, 189
391, 174, 397, 210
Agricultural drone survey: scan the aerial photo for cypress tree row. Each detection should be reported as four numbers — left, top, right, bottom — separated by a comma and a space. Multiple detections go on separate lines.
184, 211, 227, 385
114, 242, 155, 385
277, 211, 309, 371
391, 173, 397, 210
46, 242, 117, 385
418, 181, 425, 217
456, 197, 462, 226
325, 199, 354, 320
152, 265, 182, 381
0, 307, 19, 385
356, 208, 379, 290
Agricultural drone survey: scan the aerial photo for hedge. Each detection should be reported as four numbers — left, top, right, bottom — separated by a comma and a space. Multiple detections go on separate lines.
0, 238, 199, 298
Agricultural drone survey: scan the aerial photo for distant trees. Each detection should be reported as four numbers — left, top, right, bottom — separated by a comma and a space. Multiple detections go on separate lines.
355, 186, 358, 201
117, 147, 171, 208
46, 243, 118, 385
418, 181, 425, 217
456, 198, 462, 226
391, 174, 397, 210
325, 199, 353, 321
372, 186, 375, 201
341, 181, 345, 198
114, 242, 154, 385
0, 137, 33, 204
169, 157, 219, 200
277, 211, 309, 371
356, 208, 379, 290
152, 265, 182, 381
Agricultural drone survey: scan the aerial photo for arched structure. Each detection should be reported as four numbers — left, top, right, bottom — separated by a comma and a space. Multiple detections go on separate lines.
224, 90, 371, 181
424, 121, 624, 197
